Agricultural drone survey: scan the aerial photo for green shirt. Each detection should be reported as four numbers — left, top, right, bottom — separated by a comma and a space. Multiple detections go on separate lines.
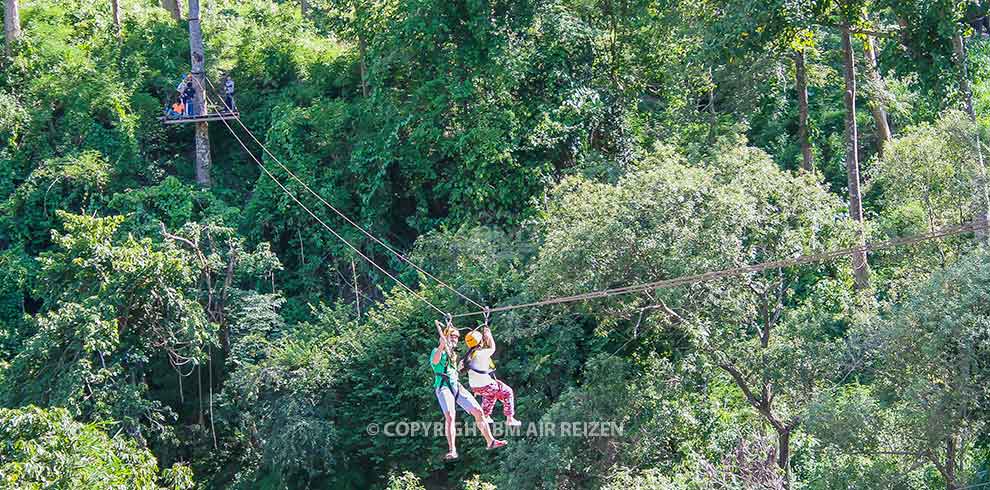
430, 348, 458, 389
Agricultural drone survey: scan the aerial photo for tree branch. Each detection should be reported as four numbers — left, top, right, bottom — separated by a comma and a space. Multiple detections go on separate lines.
643, 291, 685, 324
720, 361, 763, 409
159, 222, 198, 251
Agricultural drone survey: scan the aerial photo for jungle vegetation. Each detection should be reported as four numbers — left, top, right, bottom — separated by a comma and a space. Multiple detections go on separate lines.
1, 0, 990, 488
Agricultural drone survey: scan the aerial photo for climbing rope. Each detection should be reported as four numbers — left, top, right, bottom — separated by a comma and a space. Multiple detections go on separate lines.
452, 222, 986, 319
200, 76, 487, 312
191, 77, 447, 316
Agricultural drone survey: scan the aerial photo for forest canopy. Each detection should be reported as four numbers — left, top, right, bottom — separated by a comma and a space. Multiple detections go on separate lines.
1, 0, 990, 489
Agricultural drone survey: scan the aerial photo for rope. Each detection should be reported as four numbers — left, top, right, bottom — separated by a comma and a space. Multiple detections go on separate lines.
201, 76, 486, 311
190, 77, 447, 316
452, 222, 985, 319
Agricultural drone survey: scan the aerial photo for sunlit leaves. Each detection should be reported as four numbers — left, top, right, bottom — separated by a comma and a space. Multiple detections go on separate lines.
0, 406, 191, 490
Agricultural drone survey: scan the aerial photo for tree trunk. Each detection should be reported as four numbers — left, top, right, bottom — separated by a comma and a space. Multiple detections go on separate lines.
953, 34, 976, 122
4, 0, 21, 55
351, 259, 361, 318
841, 25, 871, 290
359, 34, 369, 97
161, 0, 182, 21
194, 123, 211, 186
188, 0, 211, 187
300, 0, 308, 17
954, 32, 989, 245
935, 435, 961, 490
777, 429, 791, 488
794, 48, 813, 172
863, 36, 892, 152
112, 0, 122, 37
946, 438, 957, 490
354, 1, 369, 97
720, 361, 793, 488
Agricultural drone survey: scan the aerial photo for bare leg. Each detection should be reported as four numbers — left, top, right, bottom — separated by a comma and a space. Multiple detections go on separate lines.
444, 412, 457, 457
471, 408, 497, 446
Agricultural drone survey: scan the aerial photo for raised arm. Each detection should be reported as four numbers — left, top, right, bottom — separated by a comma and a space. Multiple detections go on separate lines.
432, 335, 446, 364
431, 320, 447, 364
483, 326, 495, 353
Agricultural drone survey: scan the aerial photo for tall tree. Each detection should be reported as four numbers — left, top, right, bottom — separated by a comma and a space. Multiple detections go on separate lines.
188, 0, 211, 187
3, 0, 20, 55
840, 24, 871, 289
952, 28, 989, 244
863, 34, 892, 149
954, 35, 975, 120
794, 46, 814, 172
876, 0, 986, 243
703, 2, 819, 171
112, 0, 122, 36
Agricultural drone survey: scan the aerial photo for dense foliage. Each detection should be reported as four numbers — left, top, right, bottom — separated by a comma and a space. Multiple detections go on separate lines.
1, 0, 989, 489
0, 406, 193, 489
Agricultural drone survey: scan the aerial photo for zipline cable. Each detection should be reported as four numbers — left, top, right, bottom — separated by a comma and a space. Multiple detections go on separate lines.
191, 78, 447, 316
187, 77, 985, 322
201, 76, 487, 311
452, 222, 985, 319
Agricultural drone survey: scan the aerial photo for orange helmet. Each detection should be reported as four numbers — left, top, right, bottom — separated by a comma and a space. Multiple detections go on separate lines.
465, 331, 483, 348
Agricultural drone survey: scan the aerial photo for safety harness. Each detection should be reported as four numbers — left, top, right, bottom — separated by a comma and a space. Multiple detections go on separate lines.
467, 352, 497, 380
436, 352, 463, 403
466, 308, 497, 381
434, 316, 463, 403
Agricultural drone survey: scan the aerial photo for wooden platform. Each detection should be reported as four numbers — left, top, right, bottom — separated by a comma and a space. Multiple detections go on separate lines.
159, 112, 240, 125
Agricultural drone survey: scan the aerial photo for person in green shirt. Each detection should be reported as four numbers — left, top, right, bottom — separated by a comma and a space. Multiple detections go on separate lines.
431, 321, 505, 460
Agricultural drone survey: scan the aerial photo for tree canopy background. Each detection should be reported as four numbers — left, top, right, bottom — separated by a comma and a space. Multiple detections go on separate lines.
1, 0, 989, 489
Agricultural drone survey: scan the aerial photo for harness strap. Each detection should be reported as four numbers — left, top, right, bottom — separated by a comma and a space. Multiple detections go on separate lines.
438, 355, 461, 403
467, 353, 497, 381
437, 373, 460, 397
